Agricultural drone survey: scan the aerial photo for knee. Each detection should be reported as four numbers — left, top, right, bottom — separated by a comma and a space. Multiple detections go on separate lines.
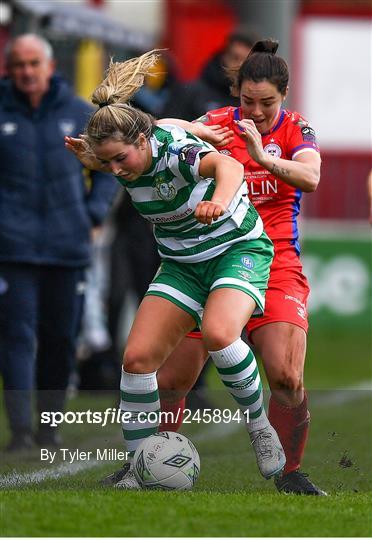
123, 346, 150, 374
157, 369, 176, 392
157, 368, 190, 396
271, 366, 304, 394
202, 324, 236, 352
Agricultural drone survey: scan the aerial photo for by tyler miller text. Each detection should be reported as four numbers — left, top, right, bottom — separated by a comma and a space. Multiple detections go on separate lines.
40, 448, 130, 464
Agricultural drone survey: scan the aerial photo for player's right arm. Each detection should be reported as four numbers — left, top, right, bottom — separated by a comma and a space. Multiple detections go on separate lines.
158, 118, 233, 147
64, 135, 110, 172
195, 151, 244, 225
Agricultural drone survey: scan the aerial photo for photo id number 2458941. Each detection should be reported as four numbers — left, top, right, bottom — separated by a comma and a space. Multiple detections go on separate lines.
182, 408, 249, 424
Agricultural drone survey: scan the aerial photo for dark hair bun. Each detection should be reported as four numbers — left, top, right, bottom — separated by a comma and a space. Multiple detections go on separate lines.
235, 37, 288, 95
251, 39, 279, 55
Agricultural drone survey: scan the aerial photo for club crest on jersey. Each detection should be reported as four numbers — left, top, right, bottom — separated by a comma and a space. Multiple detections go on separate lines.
155, 174, 177, 201
263, 142, 282, 158
241, 256, 255, 269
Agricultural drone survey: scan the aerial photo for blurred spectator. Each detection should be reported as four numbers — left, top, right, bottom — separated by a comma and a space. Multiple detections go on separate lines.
76, 221, 116, 391
0, 34, 116, 451
162, 27, 259, 120
77, 226, 112, 360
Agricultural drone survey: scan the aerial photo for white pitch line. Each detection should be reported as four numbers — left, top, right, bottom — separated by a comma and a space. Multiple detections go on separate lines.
311, 379, 372, 407
1, 380, 370, 489
0, 458, 100, 488
0, 422, 241, 489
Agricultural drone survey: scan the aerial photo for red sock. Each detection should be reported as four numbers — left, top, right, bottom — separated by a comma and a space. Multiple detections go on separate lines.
159, 398, 185, 432
268, 392, 310, 474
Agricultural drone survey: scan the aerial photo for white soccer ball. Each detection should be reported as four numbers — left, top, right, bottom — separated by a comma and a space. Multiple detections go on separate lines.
133, 431, 200, 490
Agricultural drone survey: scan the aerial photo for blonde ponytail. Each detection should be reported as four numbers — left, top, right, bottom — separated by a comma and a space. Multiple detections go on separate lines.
85, 50, 162, 147
92, 49, 162, 107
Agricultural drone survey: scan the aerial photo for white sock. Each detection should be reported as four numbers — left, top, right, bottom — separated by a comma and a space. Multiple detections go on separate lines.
120, 369, 160, 456
209, 338, 270, 432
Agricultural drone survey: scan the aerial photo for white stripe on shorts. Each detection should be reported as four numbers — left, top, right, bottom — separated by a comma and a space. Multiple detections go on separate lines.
210, 277, 265, 316
147, 283, 204, 322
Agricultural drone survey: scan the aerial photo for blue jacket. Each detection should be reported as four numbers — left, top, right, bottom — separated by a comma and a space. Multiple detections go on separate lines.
0, 75, 117, 267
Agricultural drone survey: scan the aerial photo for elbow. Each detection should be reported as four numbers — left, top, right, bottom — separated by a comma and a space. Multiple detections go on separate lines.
221, 155, 244, 179
303, 181, 318, 193
303, 172, 320, 193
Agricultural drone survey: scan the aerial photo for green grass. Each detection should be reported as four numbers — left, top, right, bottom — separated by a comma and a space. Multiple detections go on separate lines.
0, 326, 371, 537
1, 394, 371, 537
1, 490, 371, 537
304, 326, 371, 389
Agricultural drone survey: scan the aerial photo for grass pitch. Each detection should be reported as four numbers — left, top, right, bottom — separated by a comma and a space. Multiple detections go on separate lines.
2, 490, 371, 537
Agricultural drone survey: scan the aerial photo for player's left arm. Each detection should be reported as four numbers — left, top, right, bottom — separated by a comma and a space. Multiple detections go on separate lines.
194, 152, 244, 225
237, 119, 321, 193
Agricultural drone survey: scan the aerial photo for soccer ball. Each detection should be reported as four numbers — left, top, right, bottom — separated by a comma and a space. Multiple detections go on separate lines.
133, 431, 200, 490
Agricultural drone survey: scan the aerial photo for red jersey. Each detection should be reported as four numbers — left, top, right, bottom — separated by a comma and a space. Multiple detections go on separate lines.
202, 107, 320, 254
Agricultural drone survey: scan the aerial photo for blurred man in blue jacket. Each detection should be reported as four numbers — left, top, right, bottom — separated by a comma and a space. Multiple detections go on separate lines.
0, 34, 116, 451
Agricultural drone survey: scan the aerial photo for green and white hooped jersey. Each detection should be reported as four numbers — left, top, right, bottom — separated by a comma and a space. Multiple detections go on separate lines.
117, 124, 263, 263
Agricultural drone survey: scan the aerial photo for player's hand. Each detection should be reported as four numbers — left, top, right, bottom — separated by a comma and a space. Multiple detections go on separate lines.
64, 135, 105, 171
193, 123, 234, 147
194, 200, 226, 225
235, 119, 265, 164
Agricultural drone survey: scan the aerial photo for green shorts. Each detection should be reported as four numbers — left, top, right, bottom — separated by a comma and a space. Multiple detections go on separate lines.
146, 232, 274, 326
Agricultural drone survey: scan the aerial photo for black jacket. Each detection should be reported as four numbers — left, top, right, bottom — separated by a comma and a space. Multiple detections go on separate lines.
0, 75, 117, 267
